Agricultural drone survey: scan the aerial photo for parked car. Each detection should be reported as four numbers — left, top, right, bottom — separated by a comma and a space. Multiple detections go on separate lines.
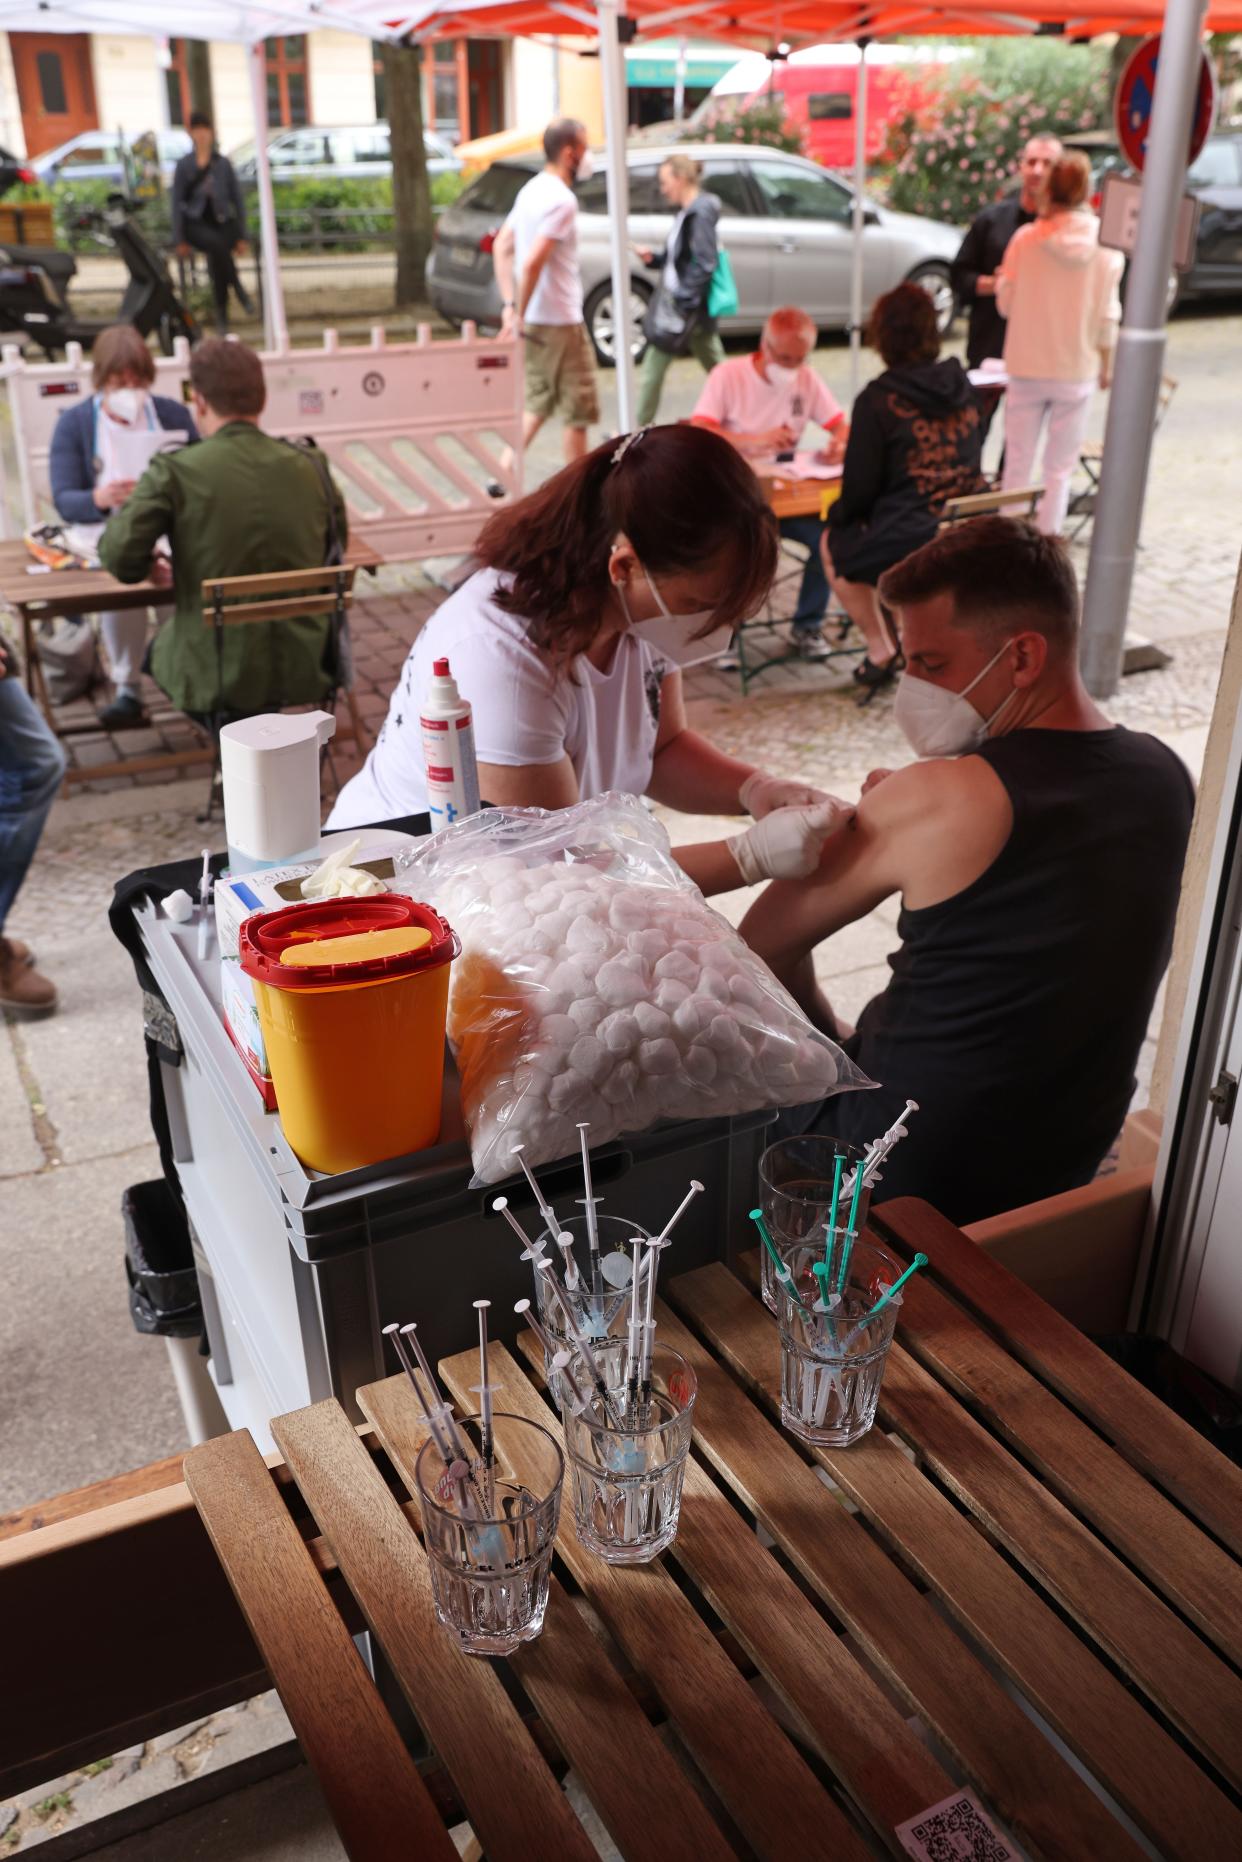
428, 142, 961, 362
228, 124, 460, 184
1063, 129, 1242, 308
31, 128, 191, 187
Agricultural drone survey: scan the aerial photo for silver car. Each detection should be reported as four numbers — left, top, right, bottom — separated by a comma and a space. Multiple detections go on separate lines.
228, 124, 460, 184
427, 141, 960, 361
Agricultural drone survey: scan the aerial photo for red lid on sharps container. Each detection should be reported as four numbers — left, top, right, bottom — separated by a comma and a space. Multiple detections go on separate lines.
239, 894, 458, 990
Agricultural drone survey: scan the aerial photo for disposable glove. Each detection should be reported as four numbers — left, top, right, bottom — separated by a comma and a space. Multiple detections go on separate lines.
738, 770, 834, 819
728, 799, 852, 886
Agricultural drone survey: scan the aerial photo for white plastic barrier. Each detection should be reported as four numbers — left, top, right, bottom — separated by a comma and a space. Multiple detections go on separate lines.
0, 324, 524, 561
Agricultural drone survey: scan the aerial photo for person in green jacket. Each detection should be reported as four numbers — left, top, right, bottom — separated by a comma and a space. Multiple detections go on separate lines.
99, 338, 348, 722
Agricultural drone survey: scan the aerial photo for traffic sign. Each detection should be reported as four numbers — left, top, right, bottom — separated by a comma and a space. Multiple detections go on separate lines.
1114, 35, 1217, 174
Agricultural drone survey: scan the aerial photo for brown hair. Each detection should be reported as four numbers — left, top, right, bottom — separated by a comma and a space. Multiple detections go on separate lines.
91, 325, 156, 391
476, 425, 778, 661
543, 118, 586, 163
868, 282, 940, 369
660, 154, 701, 184
878, 516, 1079, 655
188, 338, 266, 418
1047, 151, 1091, 211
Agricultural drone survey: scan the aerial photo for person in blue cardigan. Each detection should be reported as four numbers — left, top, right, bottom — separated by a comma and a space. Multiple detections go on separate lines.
49, 325, 197, 730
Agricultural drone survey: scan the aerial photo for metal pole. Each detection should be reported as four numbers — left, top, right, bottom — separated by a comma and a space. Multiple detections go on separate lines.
247, 40, 287, 353
598, 0, 636, 429
1079, 0, 1209, 698
849, 40, 870, 402
674, 37, 687, 122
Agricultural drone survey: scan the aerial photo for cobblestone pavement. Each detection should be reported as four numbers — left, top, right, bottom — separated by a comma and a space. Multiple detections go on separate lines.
0, 306, 1237, 1850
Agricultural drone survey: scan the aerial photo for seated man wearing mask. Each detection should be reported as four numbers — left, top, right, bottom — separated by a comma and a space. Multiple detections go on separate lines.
740, 517, 1194, 1225
692, 307, 847, 661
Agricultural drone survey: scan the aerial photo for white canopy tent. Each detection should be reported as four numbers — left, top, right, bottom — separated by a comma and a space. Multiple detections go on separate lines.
0, 0, 410, 349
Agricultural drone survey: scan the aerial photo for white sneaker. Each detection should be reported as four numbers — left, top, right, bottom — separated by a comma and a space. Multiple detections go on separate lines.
715, 649, 742, 672
795, 634, 831, 662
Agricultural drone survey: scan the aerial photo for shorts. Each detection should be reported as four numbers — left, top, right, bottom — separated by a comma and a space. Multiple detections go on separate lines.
524, 322, 600, 427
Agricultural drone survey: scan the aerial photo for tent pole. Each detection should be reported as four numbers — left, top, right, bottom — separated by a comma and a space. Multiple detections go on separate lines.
1079, 0, 1209, 698
849, 38, 870, 402
598, 0, 636, 429
248, 40, 287, 354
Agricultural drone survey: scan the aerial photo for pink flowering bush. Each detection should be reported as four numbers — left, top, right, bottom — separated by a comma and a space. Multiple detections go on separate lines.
681, 95, 805, 156
876, 40, 1110, 223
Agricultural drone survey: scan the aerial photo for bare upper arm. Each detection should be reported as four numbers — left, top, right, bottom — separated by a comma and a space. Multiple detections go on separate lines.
653, 666, 685, 753
739, 755, 1013, 970
478, 757, 579, 810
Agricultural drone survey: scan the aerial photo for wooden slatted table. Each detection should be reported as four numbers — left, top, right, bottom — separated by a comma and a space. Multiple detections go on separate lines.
184, 1196, 1242, 1862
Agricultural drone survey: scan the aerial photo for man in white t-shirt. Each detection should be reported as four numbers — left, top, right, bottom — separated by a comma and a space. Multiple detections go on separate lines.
493, 119, 600, 465
692, 307, 848, 659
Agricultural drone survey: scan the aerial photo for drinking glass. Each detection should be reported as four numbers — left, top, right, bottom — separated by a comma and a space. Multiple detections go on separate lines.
759, 1134, 869, 1314
533, 1213, 649, 1410
414, 1412, 563, 1656
777, 1237, 902, 1449
561, 1345, 697, 1565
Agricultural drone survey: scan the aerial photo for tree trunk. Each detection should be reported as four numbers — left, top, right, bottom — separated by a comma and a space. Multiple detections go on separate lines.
382, 43, 434, 308
186, 41, 215, 125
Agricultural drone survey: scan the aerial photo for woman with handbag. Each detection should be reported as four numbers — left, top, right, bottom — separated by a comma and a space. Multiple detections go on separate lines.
634, 156, 727, 426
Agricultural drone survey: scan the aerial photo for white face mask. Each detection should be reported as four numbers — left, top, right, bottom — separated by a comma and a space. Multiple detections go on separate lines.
103, 386, 147, 426
616, 563, 731, 668
763, 357, 800, 390
573, 148, 595, 185
893, 640, 1018, 759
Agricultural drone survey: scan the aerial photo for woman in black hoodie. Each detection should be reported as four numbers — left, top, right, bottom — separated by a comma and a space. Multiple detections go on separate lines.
825, 283, 985, 696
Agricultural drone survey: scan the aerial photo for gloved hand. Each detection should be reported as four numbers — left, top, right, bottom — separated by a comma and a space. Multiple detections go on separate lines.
738, 770, 834, 818
728, 799, 853, 886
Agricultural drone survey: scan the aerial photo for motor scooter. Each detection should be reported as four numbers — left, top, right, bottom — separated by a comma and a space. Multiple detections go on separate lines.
0, 194, 199, 358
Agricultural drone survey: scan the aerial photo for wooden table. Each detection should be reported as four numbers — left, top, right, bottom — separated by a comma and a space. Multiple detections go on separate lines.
757, 462, 842, 523
0, 536, 383, 786
176, 1195, 1242, 1862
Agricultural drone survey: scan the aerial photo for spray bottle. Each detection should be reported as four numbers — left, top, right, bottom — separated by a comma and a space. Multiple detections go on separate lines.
420, 657, 480, 830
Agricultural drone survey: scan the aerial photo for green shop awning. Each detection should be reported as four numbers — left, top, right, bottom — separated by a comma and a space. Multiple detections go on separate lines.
625, 46, 737, 89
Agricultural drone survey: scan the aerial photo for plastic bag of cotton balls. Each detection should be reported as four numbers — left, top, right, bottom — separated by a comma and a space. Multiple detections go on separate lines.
399, 793, 873, 1186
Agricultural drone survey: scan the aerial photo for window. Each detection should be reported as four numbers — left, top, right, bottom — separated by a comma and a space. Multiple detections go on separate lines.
36, 51, 68, 116
808, 92, 853, 122
61, 137, 117, 169
458, 162, 532, 216
752, 160, 852, 222
265, 36, 310, 128
342, 126, 390, 165
1187, 140, 1240, 189
268, 131, 328, 171
432, 44, 460, 143
574, 167, 663, 217
702, 164, 757, 216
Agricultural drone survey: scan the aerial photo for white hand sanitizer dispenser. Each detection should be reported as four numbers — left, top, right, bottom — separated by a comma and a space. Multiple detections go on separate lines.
220, 712, 336, 873
421, 657, 480, 829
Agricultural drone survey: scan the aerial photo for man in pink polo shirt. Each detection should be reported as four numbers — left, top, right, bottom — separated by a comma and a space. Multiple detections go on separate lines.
692, 306, 847, 661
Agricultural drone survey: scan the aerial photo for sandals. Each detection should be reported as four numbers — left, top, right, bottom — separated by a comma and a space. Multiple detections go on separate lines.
852, 651, 903, 706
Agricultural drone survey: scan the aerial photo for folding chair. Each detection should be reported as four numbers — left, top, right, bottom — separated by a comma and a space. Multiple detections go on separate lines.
1066, 374, 1177, 544
939, 484, 1042, 529
199, 563, 370, 819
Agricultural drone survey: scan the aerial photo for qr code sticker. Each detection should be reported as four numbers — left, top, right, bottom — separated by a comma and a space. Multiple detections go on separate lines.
896, 1790, 1019, 1861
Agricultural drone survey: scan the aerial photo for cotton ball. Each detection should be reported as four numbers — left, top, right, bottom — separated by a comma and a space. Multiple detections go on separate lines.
567, 915, 611, 955
548, 1071, 583, 1115
567, 995, 604, 1033
560, 885, 603, 915
673, 915, 710, 944
598, 1009, 639, 1054
627, 927, 667, 964
683, 1044, 718, 1087
654, 949, 699, 989
727, 971, 769, 1014
599, 1058, 640, 1106
701, 942, 735, 972
520, 954, 555, 987
597, 959, 646, 1007
523, 927, 560, 959
653, 978, 690, 1014
672, 996, 716, 1044
637, 1037, 681, 1076
532, 908, 570, 946
479, 854, 526, 887
567, 1035, 608, 1084
705, 1013, 746, 1059
698, 969, 732, 1004
609, 891, 652, 935
524, 883, 562, 918
633, 1001, 670, 1041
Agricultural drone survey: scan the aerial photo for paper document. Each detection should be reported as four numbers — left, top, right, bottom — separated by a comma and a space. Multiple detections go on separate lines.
63, 522, 105, 566
769, 452, 844, 482
968, 365, 1009, 389
110, 427, 186, 480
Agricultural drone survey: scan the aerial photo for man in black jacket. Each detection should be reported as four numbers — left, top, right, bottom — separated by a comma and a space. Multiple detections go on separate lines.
172, 112, 252, 334
635, 155, 726, 425
951, 133, 1061, 371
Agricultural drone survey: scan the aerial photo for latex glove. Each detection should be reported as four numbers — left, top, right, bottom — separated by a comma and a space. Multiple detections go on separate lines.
739, 770, 834, 819
729, 799, 852, 885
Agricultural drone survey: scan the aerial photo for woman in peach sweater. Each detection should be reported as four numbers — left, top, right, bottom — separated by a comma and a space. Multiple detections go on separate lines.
997, 151, 1123, 536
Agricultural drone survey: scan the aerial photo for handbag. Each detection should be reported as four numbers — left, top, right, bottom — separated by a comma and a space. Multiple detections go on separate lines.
707, 248, 739, 320
643, 285, 698, 357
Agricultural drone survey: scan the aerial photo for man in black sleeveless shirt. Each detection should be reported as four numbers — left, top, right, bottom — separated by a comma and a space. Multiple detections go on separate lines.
742, 517, 1194, 1225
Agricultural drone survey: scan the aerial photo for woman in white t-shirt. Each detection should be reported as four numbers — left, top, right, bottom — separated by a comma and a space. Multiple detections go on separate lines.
330, 424, 850, 895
